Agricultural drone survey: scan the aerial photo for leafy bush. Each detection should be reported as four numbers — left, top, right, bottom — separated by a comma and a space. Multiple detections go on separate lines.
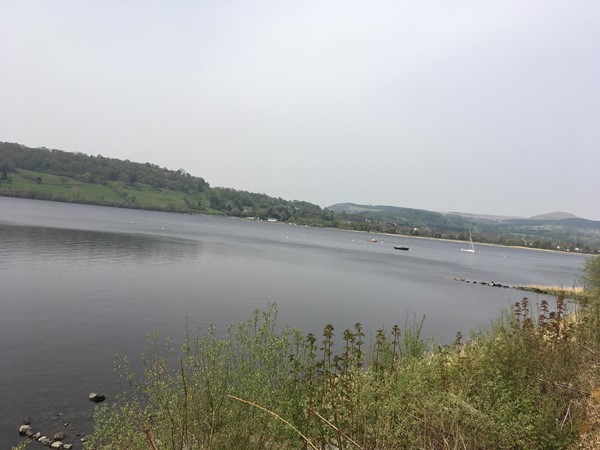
582, 256, 600, 292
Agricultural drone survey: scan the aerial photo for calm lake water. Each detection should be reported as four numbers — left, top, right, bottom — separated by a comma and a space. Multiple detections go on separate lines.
0, 197, 588, 447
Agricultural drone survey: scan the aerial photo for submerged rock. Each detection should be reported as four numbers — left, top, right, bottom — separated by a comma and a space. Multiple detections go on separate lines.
53, 431, 66, 441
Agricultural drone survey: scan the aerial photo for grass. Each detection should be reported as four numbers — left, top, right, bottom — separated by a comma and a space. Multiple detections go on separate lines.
81, 288, 600, 450
2, 170, 121, 201
0, 169, 223, 213
519, 284, 591, 303
523, 284, 584, 294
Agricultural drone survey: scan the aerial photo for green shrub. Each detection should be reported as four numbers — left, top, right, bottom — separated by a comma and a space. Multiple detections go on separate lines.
581, 256, 600, 292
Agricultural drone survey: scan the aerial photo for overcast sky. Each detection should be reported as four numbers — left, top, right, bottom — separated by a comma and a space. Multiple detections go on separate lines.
1, 1, 599, 219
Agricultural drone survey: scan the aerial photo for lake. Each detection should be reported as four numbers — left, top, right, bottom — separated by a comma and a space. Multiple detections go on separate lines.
0, 197, 588, 447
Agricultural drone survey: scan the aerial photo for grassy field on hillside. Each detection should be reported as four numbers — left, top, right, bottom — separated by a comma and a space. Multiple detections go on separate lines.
0, 169, 223, 214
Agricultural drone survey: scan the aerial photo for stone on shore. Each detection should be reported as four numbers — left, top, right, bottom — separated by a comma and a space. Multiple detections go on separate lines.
38, 435, 52, 445
50, 441, 63, 449
88, 392, 106, 403
18, 424, 32, 435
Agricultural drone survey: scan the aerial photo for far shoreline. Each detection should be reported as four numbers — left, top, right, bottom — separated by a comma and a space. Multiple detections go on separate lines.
0, 194, 595, 257
283, 219, 593, 257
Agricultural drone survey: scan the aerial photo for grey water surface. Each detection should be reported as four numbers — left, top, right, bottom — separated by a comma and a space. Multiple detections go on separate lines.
0, 197, 588, 447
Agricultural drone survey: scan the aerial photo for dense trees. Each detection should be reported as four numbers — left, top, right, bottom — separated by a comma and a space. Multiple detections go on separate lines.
206, 187, 331, 223
0, 142, 209, 194
0, 162, 9, 180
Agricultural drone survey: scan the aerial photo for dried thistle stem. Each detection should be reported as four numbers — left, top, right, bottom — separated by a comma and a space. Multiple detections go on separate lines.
227, 394, 318, 450
309, 408, 365, 450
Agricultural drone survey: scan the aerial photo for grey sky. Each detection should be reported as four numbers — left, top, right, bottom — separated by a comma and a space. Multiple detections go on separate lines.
1, 1, 599, 219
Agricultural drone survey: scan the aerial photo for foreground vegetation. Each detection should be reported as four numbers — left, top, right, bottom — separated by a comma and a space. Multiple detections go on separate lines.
75, 259, 600, 449
2, 142, 598, 253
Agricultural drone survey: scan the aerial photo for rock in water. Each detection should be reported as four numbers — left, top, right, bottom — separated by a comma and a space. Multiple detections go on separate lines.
38, 436, 52, 445
18, 424, 32, 435
88, 392, 106, 403
53, 431, 66, 441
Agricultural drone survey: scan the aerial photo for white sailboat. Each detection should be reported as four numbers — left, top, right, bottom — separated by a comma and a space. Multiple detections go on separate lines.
461, 231, 475, 253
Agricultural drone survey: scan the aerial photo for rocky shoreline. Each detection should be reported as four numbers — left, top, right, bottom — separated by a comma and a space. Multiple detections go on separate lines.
18, 420, 78, 449
16, 393, 105, 449
453, 276, 579, 297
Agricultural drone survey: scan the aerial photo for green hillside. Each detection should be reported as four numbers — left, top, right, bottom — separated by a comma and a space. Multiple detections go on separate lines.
1, 167, 218, 213
0, 142, 327, 222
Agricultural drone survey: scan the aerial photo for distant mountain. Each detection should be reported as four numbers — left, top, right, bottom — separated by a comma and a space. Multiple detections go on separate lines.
447, 212, 523, 222
503, 217, 600, 230
327, 203, 384, 214
530, 211, 580, 220
449, 211, 586, 222
328, 202, 600, 252
336, 205, 588, 223
327, 203, 475, 232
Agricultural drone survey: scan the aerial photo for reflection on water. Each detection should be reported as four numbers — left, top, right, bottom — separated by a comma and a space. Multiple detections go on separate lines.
0, 223, 203, 267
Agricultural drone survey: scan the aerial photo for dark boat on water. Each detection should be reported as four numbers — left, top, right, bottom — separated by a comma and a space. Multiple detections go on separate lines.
394, 246, 410, 251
